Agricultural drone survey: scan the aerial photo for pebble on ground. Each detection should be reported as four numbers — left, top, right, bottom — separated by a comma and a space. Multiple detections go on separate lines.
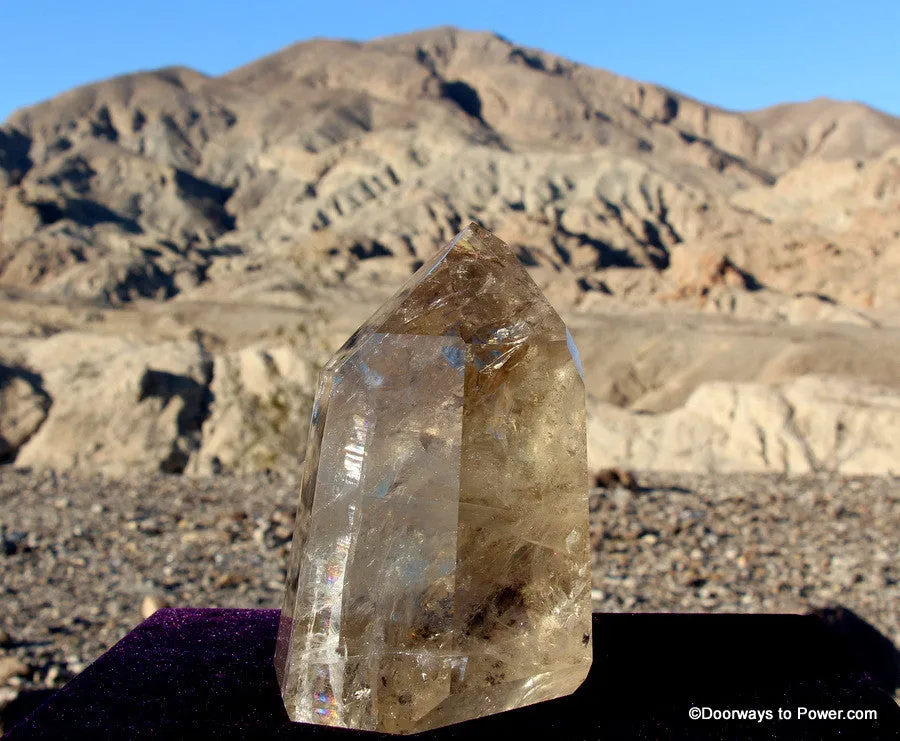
0, 469, 897, 730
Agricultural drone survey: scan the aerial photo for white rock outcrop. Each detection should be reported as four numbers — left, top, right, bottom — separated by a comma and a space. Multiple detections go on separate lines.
14, 332, 210, 476
588, 376, 900, 476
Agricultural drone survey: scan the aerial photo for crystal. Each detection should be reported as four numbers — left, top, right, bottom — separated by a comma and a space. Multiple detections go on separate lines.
275, 223, 591, 734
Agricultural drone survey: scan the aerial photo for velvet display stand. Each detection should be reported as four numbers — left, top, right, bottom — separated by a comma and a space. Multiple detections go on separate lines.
3, 608, 898, 740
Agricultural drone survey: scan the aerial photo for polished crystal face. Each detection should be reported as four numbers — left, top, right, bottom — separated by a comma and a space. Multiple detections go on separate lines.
275, 223, 591, 734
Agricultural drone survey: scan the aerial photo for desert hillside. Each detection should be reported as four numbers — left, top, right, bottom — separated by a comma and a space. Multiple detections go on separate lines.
1, 26, 899, 476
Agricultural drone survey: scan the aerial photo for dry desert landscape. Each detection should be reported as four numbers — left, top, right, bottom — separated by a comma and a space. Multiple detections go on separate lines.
0, 26, 898, 728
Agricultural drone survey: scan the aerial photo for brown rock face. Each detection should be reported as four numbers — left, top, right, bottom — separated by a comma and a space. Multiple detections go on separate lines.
275, 224, 591, 733
1, 27, 898, 314
662, 247, 752, 301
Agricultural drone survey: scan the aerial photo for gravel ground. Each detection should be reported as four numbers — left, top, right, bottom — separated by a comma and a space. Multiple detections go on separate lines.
1, 469, 898, 729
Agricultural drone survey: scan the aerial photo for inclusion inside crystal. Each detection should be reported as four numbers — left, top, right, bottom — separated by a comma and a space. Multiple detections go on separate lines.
275, 223, 591, 734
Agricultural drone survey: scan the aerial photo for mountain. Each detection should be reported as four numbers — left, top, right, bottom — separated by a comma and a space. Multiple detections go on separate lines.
1, 26, 899, 477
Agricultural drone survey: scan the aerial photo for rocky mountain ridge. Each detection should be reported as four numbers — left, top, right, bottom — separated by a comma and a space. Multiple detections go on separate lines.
1, 26, 899, 476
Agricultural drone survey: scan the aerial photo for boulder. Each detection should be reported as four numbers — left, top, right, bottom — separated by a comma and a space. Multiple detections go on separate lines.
664, 245, 751, 300
189, 344, 316, 475
14, 332, 210, 476
0, 365, 51, 463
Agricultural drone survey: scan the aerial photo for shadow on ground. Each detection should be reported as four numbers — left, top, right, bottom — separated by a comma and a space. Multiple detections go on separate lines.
814, 605, 900, 697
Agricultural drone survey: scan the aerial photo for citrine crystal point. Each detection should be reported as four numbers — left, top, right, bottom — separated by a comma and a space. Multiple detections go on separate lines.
275, 223, 592, 734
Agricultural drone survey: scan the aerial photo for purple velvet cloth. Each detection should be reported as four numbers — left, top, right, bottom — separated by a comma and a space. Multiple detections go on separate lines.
3, 609, 897, 740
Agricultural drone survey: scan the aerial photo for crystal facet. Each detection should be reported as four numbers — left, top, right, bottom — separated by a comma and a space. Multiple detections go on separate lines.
275, 223, 591, 734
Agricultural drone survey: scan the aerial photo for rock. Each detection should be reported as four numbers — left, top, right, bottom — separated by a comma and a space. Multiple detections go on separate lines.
588, 376, 900, 476
664, 245, 752, 299
0, 529, 27, 556
0, 657, 28, 685
13, 332, 210, 476
594, 467, 638, 491
140, 595, 168, 620
0, 365, 51, 463
0, 189, 42, 246
188, 345, 315, 476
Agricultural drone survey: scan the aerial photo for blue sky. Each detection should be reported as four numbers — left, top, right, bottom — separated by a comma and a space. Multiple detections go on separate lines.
1, 0, 898, 122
